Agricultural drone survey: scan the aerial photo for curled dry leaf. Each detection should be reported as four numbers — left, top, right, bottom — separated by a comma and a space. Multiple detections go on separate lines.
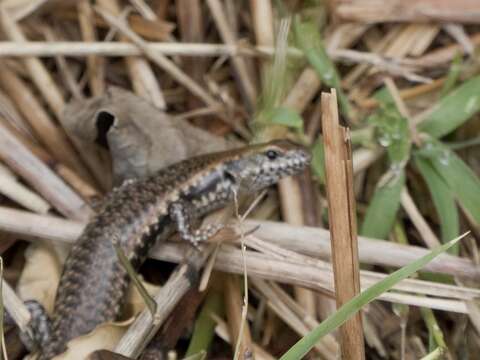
53, 320, 134, 360
62, 87, 229, 186
16, 242, 62, 313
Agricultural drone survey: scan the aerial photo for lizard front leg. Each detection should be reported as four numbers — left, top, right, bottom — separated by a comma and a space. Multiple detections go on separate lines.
168, 202, 223, 247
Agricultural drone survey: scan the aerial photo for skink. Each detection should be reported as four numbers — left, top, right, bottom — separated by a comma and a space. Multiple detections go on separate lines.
28, 140, 310, 359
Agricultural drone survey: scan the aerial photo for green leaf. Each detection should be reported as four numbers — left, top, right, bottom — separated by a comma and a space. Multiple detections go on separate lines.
418, 75, 480, 138
267, 107, 304, 129
414, 156, 459, 253
360, 170, 405, 239
115, 245, 157, 317
293, 17, 351, 117
279, 233, 466, 360
311, 136, 325, 184
417, 139, 480, 224
186, 290, 223, 356
368, 103, 411, 166
440, 52, 462, 97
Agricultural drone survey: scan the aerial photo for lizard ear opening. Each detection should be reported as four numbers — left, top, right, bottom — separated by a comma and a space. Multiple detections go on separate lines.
223, 169, 237, 184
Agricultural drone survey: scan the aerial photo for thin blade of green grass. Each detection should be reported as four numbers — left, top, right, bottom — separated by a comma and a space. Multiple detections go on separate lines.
265, 107, 304, 130
414, 156, 459, 253
293, 16, 351, 118
420, 347, 445, 360
418, 75, 480, 138
186, 290, 223, 357
440, 53, 462, 97
360, 170, 405, 239
418, 139, 480, 224
279, 233, 467, 360
311, 136, 325, 184
115, 245, 157, 317
368, 103, 411, 166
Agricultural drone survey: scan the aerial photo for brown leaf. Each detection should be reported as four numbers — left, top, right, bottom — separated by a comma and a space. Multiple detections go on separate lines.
62, 87, 229, 186
87, 350, 133, 360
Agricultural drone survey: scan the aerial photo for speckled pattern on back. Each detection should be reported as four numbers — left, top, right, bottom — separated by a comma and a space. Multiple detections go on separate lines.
38, 140, 311, 359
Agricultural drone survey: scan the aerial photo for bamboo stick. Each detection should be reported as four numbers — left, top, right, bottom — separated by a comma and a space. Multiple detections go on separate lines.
0, 63, 93, 182
334, 0, 480, 23
96, 6, 222, 112
96, 0, 165, 110
77, 0, 105, 96
0, 163, 50, 214
0, 123, 92, 221
0, 7, 65, 119
206, 0, 257, 112
0, 207, 477, 280
321, 89, 365, 359
225, 274, 255, 359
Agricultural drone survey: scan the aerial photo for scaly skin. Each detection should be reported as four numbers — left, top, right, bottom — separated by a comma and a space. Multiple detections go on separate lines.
36, 140, 310, 359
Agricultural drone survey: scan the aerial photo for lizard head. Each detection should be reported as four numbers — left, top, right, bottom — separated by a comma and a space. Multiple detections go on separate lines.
224, 139, 311, 193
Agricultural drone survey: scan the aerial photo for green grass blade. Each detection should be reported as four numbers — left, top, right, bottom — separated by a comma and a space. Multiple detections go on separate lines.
368, 103, 411, 166
414, 156, 459, 253
418, 75, 480, 138
293, 16, 351, 117
186, 290, 223, 356
279, 233, 467, 360
115, 244, 157, 317
311, 136, 325, 184
420, 347, 445, 360
266, 107, 304, 129
360, 170, 405, 239
419, 139, 480, 224
440, 53, 462, 97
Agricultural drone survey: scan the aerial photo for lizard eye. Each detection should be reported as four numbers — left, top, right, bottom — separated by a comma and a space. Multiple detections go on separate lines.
265, 150, 279, 160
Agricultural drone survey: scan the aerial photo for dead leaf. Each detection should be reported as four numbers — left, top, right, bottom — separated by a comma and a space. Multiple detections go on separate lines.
87, 349, 133, 360
62, 87, 230, 186
53, 320, 134, 360
16, 243, 62, 313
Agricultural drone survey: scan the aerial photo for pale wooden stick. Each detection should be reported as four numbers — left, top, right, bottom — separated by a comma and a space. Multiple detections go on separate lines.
249, 0, 274, 81
77, 0, 105, 96
321, 89, 365, 359
156, 243, 473, 313
444, 23, 474, 55
2, 0, 48, 20
96, 6, 220, 111
278, 176, 317, 317
0, 123, 92, 221
0, 163, 50, 214
207, 0, 258, 111
96, 0, 166, 110
352, 148, 383, 174
2, 278, 31, 333
0, 6, 65, 120
0, 207, 477, 280
114, 245, 213, 357
252, 278, 338, 360
409, 33, 480, 68
0, 63, 93, 182
0, 41, 293, 57
283, 68, 322, 113
214, 315, 275, 360
400, 189, 441, 248
225, 274, 255, 359
334, 0, 480, 23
